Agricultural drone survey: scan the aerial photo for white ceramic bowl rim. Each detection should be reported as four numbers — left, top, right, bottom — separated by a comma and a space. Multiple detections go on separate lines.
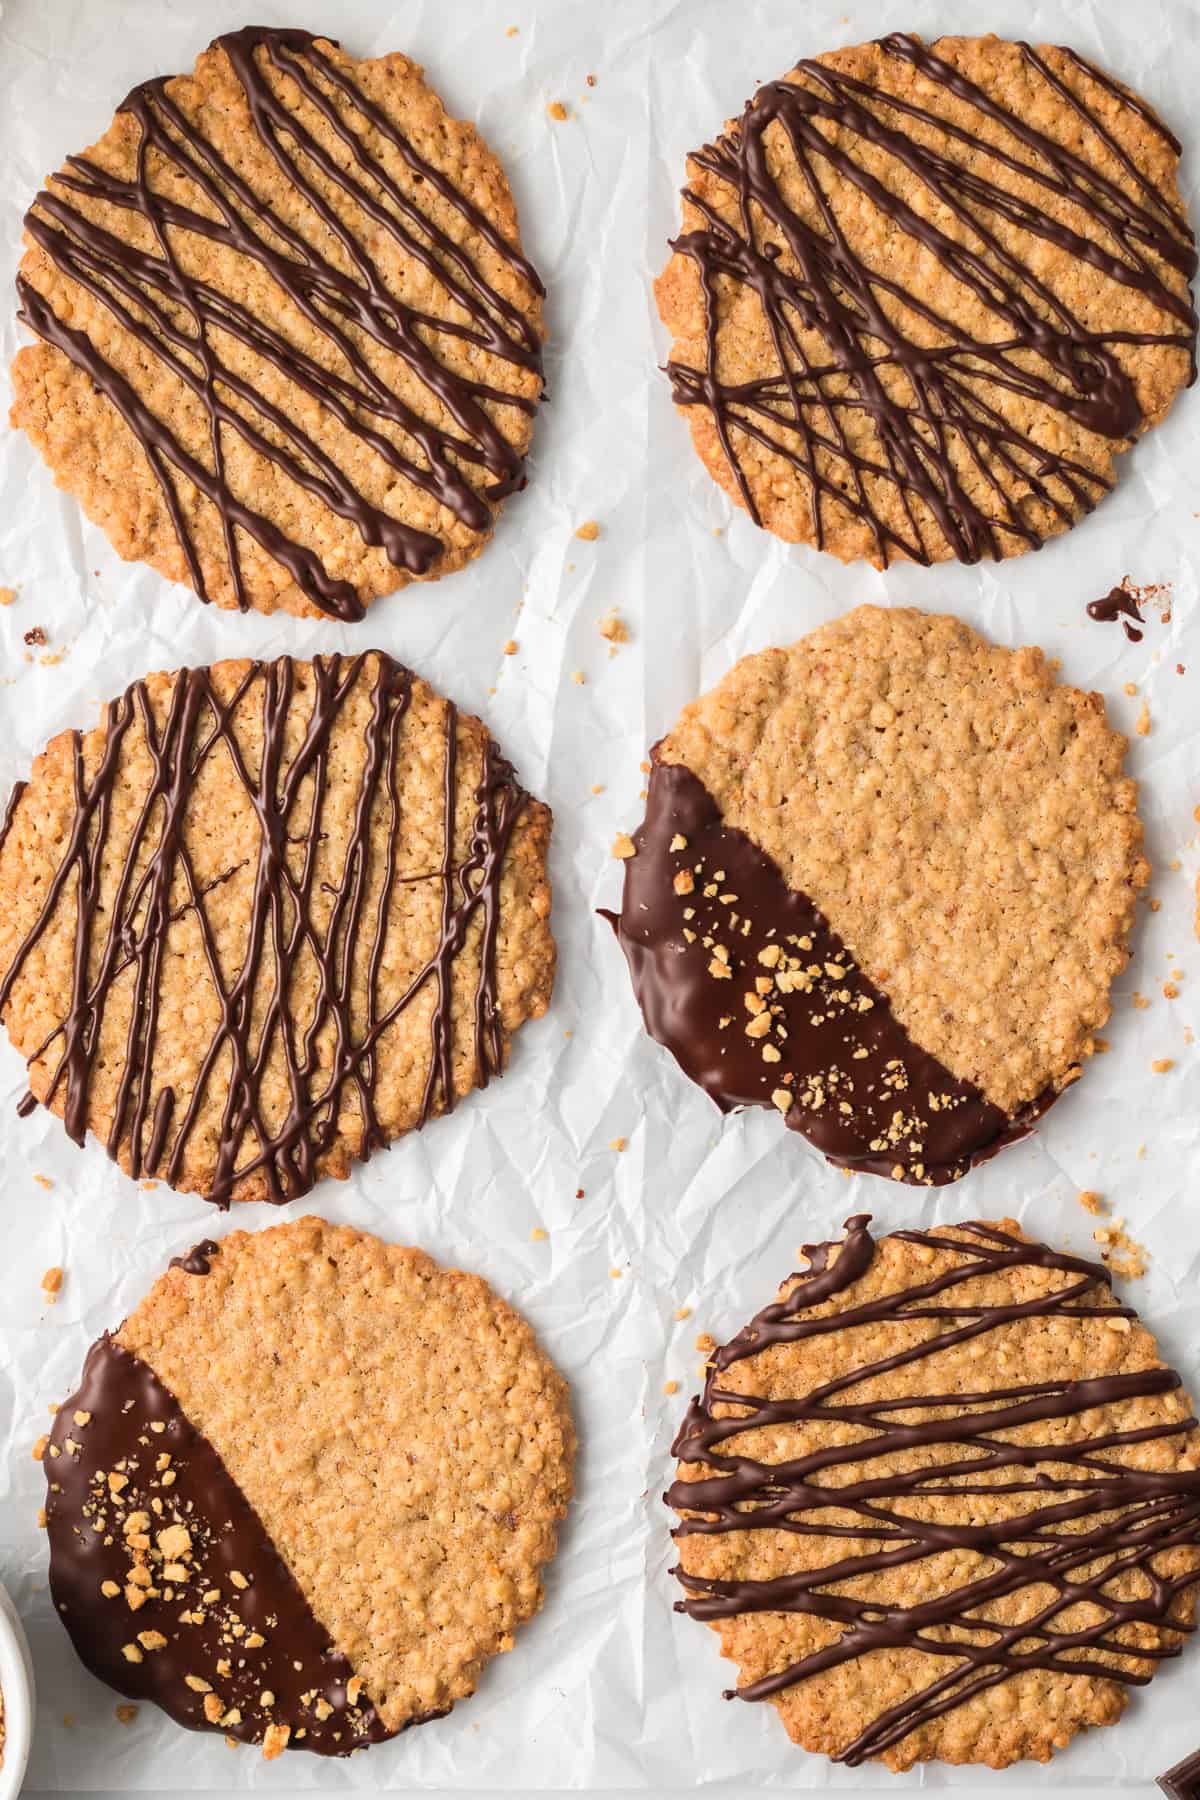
0, 1580, 35, 1800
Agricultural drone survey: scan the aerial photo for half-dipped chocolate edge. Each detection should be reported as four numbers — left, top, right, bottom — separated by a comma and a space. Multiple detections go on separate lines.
45, 1331, 446, 1755
603, 755, 1056, 1185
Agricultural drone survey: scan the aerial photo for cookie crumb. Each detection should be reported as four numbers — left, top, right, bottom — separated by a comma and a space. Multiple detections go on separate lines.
41, 1265, 64, 1302
0, 587, 15, 607
598, 609, 628, 651
663, 1379, 679, 1395
609, 1136, 626, 1152
547, 100, 569, 121
674, 1305, 691, 1321
575, 520, 600, 541
1077, 1190, 1104, 1216
115, 1704, 139, 1727
609, 1266, 622, 1279
505, 25, 519, 35
611, 833, 636, 860
33, 1173, 54, 1190
590, 783, 604, 795
571, 669, 585, 685
1135, 702, 1151, 736
503, 639, 517, 656
1151, 1057, 1174, 1073
695, 1333, 716, 1353
1094, 1221, 1149, 1281
530, 1226, 547, 1242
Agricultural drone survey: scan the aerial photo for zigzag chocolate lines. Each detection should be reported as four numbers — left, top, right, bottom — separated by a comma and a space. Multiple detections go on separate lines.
668, 1217, 1200, 1766
0, 654, 527, 1206
667, 34, 1197, 565
17, 27, 544, 616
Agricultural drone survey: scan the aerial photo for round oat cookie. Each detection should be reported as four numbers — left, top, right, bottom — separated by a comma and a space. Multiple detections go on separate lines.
44, 1218, 575, 1757
656, 33, 1197, 567
11, 26, 544, 620
0, 650, 554, 1206
668, 1213, 1200, 1771
607, 605, 1147, 1185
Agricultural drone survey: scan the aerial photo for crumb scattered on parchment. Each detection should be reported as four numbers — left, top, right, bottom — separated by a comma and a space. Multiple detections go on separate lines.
547, 100, 569, 121
674, 1305, 691, 1321
1077, 1189, 1104, 1216
41, 1265, 63, 1303
1135, 702, 1151, 736
530, 1226, 547, 1243
1093, 1037, 1111, 1053
609, 1136, 626, 1152
0, 586, 15, 607
695, 1333, 716, 1353
1147, 897, 1162, 913
1163, 982, 1179, 998
1093, 1219, 1149, 1281
1133, 992, 1150, 1011
506, 24, 519, 35
571, 669, 585, 685
1124, 682, 1138, 697
33, 1173, 53, 1190
609, 1266, 623, 1279
575, 520, 600, 541
1151, 1057, 1175, 1073
586, 73, 597, 87
115, 1705, 139, 1727
663, 1379, 678, 1396
503, 639, 517, 656
590, 782, 604, 795
598, 609, 628, 652
611, 832, 635, 860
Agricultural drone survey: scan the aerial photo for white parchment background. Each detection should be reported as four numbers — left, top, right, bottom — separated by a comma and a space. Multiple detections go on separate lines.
0, 0, 1198, 1795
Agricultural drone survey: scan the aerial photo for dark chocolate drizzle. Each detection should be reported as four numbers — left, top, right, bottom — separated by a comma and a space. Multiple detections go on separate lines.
666, 33, 1197, 565
168, 1239, 220, 1276
45, 1333, 421, 1754
605, 756, 1054, 1185
0, 652, 531, 1207
1160, 1749, 1200, 1800
668, 1214, 1200, 1767
1088, 582, 1146, 641
16, 25, 544, 618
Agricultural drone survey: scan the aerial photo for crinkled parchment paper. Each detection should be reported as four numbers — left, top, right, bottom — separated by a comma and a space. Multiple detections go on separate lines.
0, 0, 1198, 1792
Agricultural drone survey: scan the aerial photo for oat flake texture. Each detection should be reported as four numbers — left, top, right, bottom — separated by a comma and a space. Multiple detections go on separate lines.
0, 651, 554, 1206
656, 33, 1197, 567
10, 26, 545, 619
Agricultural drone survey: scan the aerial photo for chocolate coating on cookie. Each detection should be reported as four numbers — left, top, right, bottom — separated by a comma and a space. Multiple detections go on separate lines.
13, 27, 543, 618
0, 651, 553, 1206
168, 1240, 220, 1276
1160, 1749, 1200, 1800
46, 1334, 408, 1756
669, 1214, 1200, 1769
606, 757, 1053, 1184
660, 34, 1196, 566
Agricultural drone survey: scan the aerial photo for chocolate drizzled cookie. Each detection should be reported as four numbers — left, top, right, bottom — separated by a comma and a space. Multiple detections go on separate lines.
606, 606, 1147, 1185
44, 1219, 575, 1756
656, 33, 1196, 566
11, 27, 544, 618
0, 652, 554, 1206
668, 1214, 1200, 1770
